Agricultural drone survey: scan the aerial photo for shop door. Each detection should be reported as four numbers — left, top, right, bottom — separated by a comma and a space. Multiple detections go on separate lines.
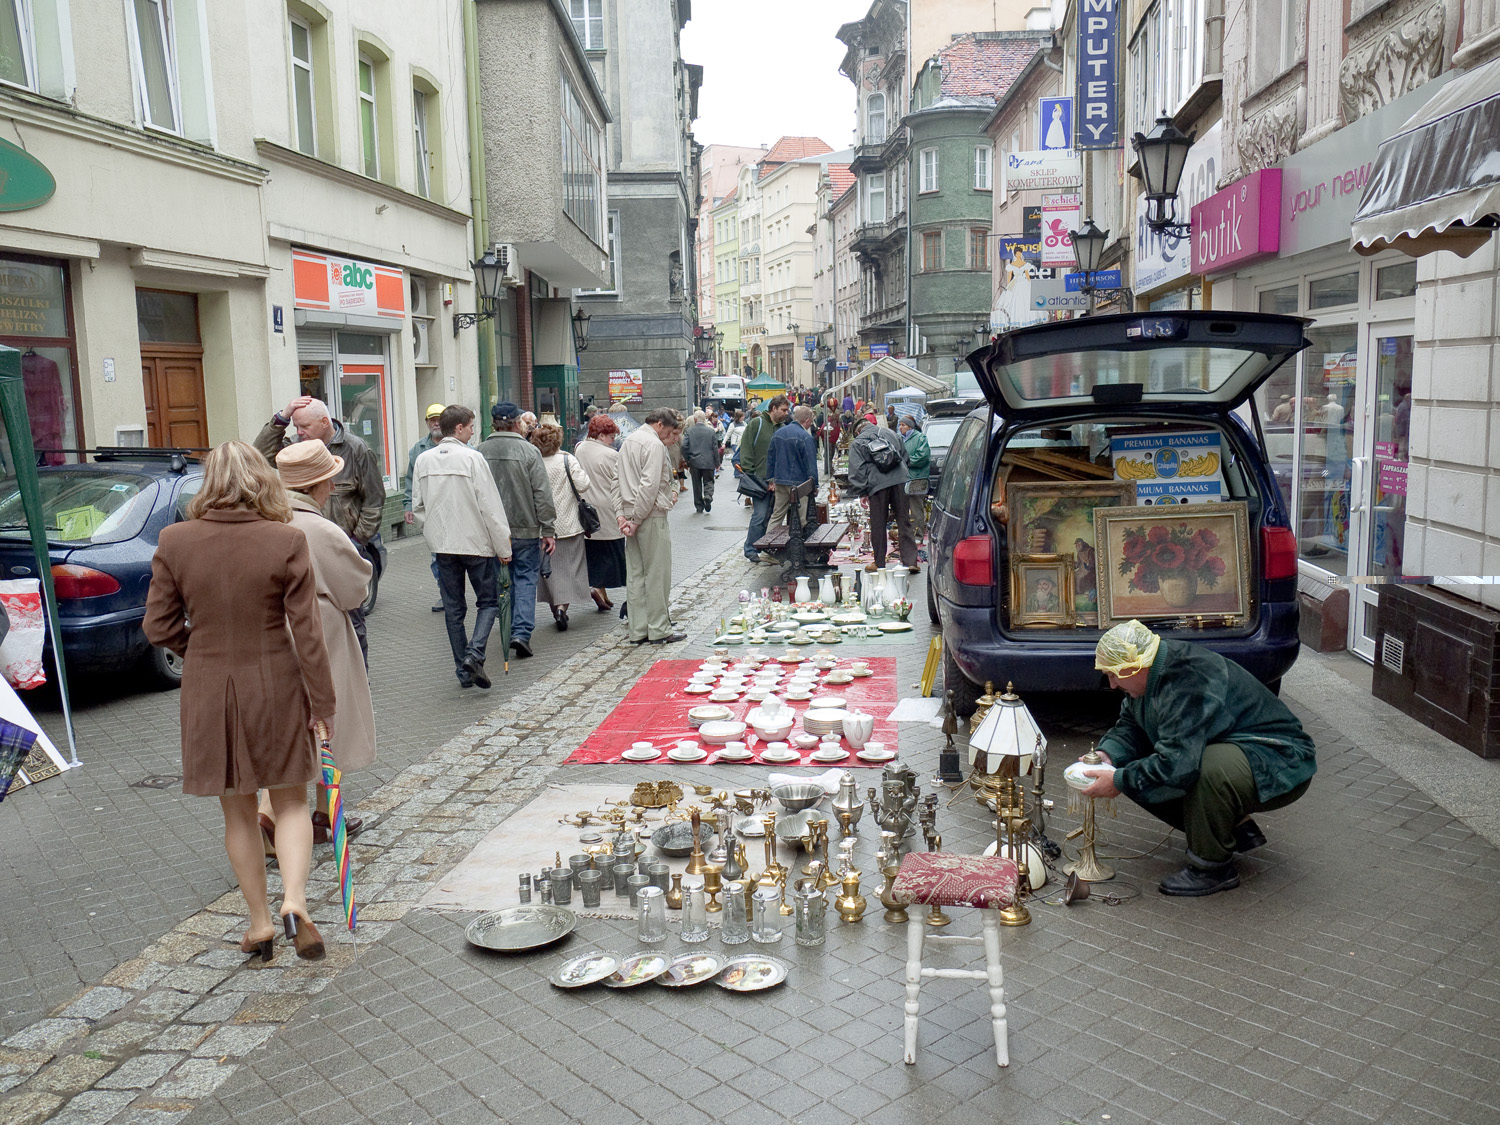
335, 333, 393, 486
1347, 323, 1413, 659
141, 343, 208, 450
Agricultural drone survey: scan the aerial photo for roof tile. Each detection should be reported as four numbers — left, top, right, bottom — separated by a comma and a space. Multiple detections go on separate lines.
937, 36, 1047, 100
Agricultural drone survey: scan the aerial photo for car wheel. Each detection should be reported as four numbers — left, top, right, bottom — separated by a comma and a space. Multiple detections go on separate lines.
926, 574, 940, 625
942, 639, 983, 719
147, 645, 183, 690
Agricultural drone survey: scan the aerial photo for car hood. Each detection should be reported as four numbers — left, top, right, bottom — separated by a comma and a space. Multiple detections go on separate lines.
965, 311, 1311, 420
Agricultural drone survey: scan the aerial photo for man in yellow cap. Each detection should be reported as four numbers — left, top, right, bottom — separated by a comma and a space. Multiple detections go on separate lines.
405, 403, 448, 610
1077, 619, 1316, 896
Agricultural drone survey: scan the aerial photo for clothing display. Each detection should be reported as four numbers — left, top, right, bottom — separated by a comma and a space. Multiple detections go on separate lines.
21, 351, 65, 465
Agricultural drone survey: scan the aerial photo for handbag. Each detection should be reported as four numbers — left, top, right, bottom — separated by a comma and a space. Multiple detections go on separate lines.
736, 472, 768, 498
563, 454, 601, 536
870, 431, 902, 472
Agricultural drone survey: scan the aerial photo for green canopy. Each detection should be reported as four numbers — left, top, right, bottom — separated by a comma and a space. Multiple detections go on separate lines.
0, 344, 78, 764
746, 375, 786, 390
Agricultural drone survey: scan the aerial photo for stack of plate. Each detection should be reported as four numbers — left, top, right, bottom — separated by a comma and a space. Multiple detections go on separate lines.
802, 707, 849, 737
687, 704, 733, 727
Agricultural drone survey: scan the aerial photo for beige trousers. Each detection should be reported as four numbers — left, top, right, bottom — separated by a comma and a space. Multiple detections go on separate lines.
624, 515, 673, 641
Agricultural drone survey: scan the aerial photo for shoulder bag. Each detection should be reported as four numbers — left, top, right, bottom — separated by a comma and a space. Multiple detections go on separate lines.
563, 454, 601, 536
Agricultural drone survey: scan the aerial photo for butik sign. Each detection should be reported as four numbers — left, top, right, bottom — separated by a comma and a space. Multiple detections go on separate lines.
292, 249, 405, 318
1190, 169, 1281, 274
1041, 193, 1081, 267
1075, 0, 1120, 148
1134, 122, 1221, 293
1004, 149, 1082, 191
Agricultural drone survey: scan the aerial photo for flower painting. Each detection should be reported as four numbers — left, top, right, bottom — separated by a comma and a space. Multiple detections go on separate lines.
1094, 502, 1251, 626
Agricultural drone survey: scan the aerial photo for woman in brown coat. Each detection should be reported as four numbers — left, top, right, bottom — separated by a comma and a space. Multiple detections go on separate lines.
144, 441, 336, 962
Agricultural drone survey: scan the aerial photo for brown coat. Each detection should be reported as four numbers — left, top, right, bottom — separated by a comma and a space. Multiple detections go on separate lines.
143, 510, 337, 796
288, 494, 376, 771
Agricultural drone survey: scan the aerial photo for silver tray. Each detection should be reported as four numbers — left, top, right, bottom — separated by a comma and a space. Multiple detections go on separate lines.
602, 951, 670, 988
465, 905, 577, 952
716, 955, 791, 992
549, 951, 620, 988
653, 821, 716, 856
657, 951, 725, 988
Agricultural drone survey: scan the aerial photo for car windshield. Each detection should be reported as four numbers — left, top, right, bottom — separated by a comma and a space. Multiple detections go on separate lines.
926, 417, 965, 453
0, 471, 158, 544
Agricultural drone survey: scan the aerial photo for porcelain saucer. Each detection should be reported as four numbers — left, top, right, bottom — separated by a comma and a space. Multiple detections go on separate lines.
668, 747, 708, 762
621, 746, 661, 761
855, 748, 895, 762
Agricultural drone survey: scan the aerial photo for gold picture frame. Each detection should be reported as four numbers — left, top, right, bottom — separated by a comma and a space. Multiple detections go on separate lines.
1094, 501, 1253, 627
1010, 553, 1077, 628
1006, 481, 1135, 626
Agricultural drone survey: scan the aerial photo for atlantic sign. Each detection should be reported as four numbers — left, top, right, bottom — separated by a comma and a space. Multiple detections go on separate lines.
1190, 169, 1282, 275
1076, 0, 1120, 148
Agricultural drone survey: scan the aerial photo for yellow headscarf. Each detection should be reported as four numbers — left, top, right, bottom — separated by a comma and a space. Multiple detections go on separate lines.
1094, 619, 1161, 676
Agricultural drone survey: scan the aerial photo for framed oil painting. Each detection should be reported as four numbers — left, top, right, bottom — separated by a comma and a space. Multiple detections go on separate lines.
1010, 553, 1076, 628
1094, 502, 1252, 627
1006, 481, 1135, 626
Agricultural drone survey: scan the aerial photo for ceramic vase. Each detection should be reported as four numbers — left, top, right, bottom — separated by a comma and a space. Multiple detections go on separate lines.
794, 576, 813, 604
885, 566, 909, 602
818, 575, 837, 606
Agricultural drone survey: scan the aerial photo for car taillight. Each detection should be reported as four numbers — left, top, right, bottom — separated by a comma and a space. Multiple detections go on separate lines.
50, 564, 121, 599
1261, 526, 1297, 581
953, 535, 994, 586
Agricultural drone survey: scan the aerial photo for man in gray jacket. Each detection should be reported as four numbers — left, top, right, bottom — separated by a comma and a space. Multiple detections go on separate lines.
478, 402, 556, 659
846, 417, 919, 573
679, 410, 721, 513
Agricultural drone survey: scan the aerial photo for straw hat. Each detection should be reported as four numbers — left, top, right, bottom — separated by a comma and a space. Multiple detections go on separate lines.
276, 439, 344, 491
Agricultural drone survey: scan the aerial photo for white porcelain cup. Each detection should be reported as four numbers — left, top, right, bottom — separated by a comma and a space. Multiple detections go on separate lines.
767, 741, 789, 754
863, 741, 885, 755
676, 740, 700, 753
632, 741, 654, 751
852, 662, 870, 672
724, 741, 746, 754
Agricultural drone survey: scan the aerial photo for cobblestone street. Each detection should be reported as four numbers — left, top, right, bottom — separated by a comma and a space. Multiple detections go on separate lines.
3, 491, 1500, 1125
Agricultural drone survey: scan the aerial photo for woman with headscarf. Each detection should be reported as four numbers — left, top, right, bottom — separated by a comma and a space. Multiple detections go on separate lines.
574, 414, 626, 611
532, 421, 594, 630
268, 440, 376, 845
144, 441, 335, 961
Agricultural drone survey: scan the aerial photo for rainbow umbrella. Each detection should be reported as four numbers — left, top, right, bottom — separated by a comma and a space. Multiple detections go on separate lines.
316, 722, 357, 932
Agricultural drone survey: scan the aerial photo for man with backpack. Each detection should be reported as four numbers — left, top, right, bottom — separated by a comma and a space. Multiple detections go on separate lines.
846, 417, 919, 573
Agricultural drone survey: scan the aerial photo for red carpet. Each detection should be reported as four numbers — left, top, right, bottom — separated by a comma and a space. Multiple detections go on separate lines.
565, 657, 900, 766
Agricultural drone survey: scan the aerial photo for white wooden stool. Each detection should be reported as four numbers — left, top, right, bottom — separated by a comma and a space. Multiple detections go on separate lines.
890, 851, 1019, 1067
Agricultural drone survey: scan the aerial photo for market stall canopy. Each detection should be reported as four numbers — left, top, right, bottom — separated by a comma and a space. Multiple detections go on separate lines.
1351, 56, 1500, 259
885, 387, 929, 400
824, 359, 949, 398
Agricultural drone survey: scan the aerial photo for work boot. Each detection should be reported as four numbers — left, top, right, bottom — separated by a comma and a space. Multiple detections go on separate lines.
1233, 818, 1268, 852
1159, 854, 1239, 897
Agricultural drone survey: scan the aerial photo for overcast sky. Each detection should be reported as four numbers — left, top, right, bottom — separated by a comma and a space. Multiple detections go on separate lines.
680, 0, 874, 150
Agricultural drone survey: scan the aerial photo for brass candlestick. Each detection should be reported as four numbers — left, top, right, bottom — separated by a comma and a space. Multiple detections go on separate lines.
836, 808, 854, 838
997, 782, 1032, 927
817, 823, 838, 889
835, 871, 867, 922
759, 812, 786, 888
778, 864, 795, 916
877, 857, 907, 923
1064, 748, 1115, 882
701, 867, 723, 912
924, 833, 951, 927
685, 808, 710, 876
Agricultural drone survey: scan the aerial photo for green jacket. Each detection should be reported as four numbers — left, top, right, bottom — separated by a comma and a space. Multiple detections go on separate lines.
476, 431, 556, 540
735, 412, 780, 480
1098, 639, 1316, 806
903, 431, 931, 480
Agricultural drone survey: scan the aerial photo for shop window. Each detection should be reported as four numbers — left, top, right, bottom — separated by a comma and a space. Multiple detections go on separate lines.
336, 332, 390, 480
0, 256, 79, 465
1295, 324, 1358, 575
1258, 284, 1297, 315
1308, 270, 1359, 310
1376, 261, 1417, 301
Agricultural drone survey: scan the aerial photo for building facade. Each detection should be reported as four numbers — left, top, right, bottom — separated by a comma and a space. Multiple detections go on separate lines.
710, 189, 741, 379
830, 179, 862, 380
759, 143, 835, 386
734, 159, 764, 377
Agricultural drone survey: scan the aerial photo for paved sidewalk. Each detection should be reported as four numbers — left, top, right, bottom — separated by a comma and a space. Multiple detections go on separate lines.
4, 498, 1500, 1123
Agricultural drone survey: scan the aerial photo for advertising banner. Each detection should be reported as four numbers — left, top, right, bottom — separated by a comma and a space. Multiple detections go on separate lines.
291, 249, 405, 318
1003, 149, 1082, 191
1041, 193, 1081, 267
1190, 169, 1282, 274
1028, 279, 1091, 312
1076, 0, 1120, 148
608, 369, 644, 404
1039, 97, 1073, 150
1111, 430, 1226, 504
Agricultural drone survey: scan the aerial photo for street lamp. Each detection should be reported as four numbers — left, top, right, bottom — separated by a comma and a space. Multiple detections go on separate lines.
452, 249, 505, 336
1132, 117, 1196, 235
571, 306, 592, 352
972, 319, 991, 348
1068, 219, 1110, 295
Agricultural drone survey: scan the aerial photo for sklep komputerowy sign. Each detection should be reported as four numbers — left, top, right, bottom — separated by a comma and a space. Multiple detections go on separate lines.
1189, 169, 1282, 275
1076, 0, 1120, 149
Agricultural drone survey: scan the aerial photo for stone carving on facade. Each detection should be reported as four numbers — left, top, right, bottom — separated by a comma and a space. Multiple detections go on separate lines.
1236, 95, 1301, 175
1338, 2, 1445, 124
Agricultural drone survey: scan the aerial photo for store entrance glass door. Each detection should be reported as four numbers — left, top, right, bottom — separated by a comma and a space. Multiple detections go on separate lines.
335, 333, 393, 487
1349, 325, 1412, 659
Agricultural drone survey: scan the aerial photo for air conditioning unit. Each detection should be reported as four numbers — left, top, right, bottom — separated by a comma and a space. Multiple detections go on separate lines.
496, 243, 523, 288
412, 319, 433, 364
409, 275, 430, 316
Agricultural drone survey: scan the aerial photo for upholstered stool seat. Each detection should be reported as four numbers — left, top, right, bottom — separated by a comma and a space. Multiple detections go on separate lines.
891, 852, 1019, 1066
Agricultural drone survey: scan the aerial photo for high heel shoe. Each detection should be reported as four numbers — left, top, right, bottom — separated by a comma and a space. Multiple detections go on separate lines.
281, 910, 325, 960
591, 589, 612, 612
239, 931, 275, 963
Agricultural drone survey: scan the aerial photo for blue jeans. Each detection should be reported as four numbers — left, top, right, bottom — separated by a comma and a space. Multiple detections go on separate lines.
436, 555, 499, 678
508, 538, 541, 643
744, 486, 773, 559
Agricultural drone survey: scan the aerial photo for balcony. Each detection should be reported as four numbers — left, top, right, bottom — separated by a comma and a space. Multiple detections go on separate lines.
851, 216, 902, 258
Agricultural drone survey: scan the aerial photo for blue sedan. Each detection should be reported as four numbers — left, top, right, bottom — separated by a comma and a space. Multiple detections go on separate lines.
0, 452, 204, 690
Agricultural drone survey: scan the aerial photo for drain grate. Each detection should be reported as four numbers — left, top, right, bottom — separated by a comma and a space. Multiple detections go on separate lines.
133, 774, 182, 789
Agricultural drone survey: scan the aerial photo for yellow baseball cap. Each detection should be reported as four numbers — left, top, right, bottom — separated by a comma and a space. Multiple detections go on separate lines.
425, 403, 445, 418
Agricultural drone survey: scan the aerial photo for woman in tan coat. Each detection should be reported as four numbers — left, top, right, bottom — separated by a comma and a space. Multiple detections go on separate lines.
144, 441, 336, 962
270, 440, 376, 843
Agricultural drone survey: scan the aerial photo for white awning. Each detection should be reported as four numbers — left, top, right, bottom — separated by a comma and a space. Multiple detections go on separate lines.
1351, 57, 1500, 259
823, 358, 950, 397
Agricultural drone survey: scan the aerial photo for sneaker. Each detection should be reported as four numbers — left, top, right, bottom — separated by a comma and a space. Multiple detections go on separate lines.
511, 639, 533, 659
462, 655, 491, 689
1158, 861, 1239, 897
1233, 819, 1268, 852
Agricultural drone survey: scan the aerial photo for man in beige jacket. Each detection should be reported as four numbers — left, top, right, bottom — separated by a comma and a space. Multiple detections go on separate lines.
412, 406, 513, 689
618, 406, 684, 644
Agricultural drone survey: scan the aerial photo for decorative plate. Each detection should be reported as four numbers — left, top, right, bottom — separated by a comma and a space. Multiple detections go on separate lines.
788, 636, 815, 646
549, 951, 620, 988
716, 955, 791, 992
669, 747, 708, 762
877, 621, 914, 633
856, 748, 896, 763
684, 684, 713, 694
831, 612, 867, 625
792, 611, 829, 624
621, 746, 661, 761
602, 952, 671, 988
850, 669, 874, 677
657, 952, 726, 988
465, 905, 577, 952
777, 653, 806, 664
808, 695, 847, 709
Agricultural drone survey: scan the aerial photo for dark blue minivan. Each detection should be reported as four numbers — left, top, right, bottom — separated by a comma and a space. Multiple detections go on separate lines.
928, 311, 1310, 713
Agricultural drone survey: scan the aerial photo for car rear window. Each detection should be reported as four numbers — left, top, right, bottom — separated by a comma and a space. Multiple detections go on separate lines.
0, 471, 158, 545
935, 416, 988, 511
